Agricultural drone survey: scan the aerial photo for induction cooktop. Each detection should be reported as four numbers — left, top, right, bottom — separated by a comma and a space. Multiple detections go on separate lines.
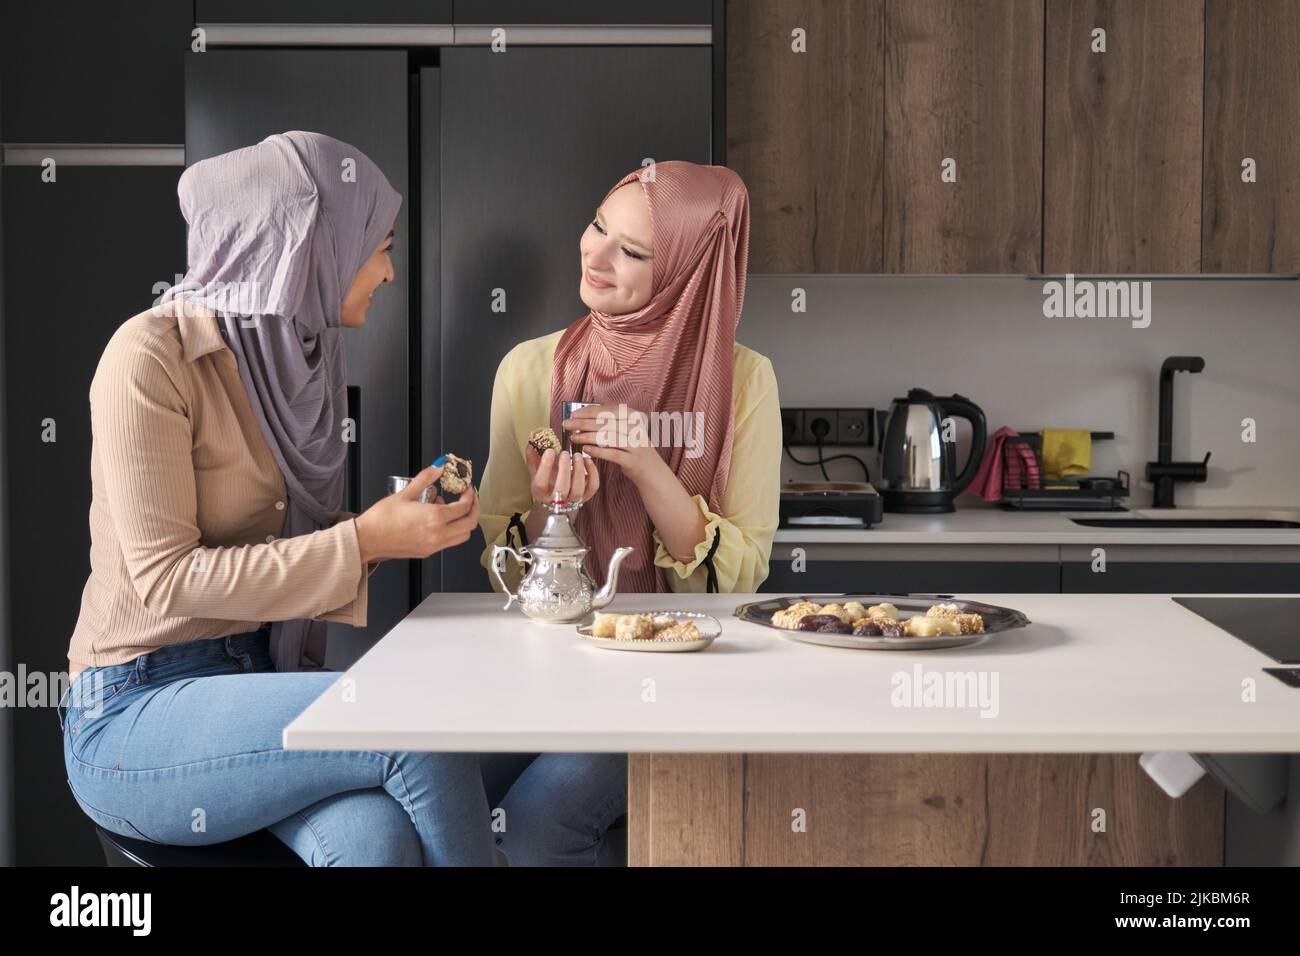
1173, 597, 1300, 664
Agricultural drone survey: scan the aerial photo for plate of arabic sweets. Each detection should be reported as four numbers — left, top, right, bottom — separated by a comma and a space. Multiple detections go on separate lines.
733, 595, 1030, 650
576, 611, 721, 652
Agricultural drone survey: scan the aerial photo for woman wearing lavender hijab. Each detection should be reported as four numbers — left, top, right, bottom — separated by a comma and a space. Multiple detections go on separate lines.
57, 131, 494, 866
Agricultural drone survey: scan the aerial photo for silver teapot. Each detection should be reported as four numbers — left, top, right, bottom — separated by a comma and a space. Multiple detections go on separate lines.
491, 501, 633, 624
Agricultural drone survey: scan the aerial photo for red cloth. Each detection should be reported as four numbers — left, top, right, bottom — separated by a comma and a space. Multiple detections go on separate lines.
971, 427, 1041, 501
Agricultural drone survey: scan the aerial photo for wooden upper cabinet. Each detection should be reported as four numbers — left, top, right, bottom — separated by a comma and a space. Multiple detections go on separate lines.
1044, 1, 1204, 273
1203, 0, 1300, 273
726, 0, 885, 272
883, 0, 1043, 273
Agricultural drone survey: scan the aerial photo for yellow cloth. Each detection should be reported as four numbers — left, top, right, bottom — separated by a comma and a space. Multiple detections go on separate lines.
1040, 428, 1092, 480
478, 330, 782, 594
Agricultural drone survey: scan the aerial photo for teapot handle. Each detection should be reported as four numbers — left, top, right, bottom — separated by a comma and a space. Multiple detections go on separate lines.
491, 544, 527, 610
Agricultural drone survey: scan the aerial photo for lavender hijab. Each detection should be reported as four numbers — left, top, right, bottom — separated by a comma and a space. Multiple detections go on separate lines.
157, 131, 401, 671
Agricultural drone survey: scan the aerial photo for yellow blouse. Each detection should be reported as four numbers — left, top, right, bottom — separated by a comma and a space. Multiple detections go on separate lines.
478, 331, 782, 594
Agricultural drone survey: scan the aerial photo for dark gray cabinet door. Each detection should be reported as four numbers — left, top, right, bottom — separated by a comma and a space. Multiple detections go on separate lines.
453, 1, 712, 22
186, 49, 410, 666
3, 166, 186, 865
435, 46, 712, 592
196, 1, 452, 22
760, 559, 1062, 595
1061, 562, 1300, 593
1, 0, 188, 143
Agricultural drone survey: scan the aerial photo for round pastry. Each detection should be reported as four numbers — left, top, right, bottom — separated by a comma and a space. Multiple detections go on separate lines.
796, 614, 844, 631
439, 453, 473, 495
878, 621, 903, 638
527, 426, 560, 457
853, 619, 883, 637
926, 603, 963, 620
816, 619, 854, 634
591, 612, 620, 638
615, 614, 655, 640
651, 615, 679, 632
842, 601, 868, 623
955, 613, 985, 635
818, 603, 852, 623
866, 603, 900, 623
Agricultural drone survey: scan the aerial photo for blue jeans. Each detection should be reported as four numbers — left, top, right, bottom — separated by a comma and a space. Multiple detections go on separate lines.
479, 752, 627, 866
58, 628, 496, 866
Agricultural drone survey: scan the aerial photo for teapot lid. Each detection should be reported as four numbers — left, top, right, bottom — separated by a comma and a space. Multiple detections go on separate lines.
531, 502, 586, 552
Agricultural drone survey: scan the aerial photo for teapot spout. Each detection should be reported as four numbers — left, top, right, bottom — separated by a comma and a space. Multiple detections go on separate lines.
591, 547, 635, 610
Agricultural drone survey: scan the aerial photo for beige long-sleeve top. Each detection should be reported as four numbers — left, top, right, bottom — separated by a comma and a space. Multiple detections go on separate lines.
478, 331, 782, 594
67, 299, 375, 669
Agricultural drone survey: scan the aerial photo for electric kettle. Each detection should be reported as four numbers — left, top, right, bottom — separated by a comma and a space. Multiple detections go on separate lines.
878, 388, 987, 513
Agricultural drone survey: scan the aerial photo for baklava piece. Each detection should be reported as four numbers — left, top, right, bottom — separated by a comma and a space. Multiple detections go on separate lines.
615, 614, 655, 641
656, 621, 701, 642
902, 616, 961, 638
772, 601, 821, 629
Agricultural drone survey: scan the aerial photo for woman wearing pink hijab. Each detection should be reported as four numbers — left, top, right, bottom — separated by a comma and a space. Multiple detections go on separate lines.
477, 161, 782, 865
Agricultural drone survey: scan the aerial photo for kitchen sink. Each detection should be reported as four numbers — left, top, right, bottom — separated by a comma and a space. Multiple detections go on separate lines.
1069, 508, 1300, 530
1071, 518, 1300, 529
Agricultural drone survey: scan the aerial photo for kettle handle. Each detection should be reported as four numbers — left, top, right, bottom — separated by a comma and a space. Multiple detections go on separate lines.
490, 544, 527, 610
937, 394, 987, 497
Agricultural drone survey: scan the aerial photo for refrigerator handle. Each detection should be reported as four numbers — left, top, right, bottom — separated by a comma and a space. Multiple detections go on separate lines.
346, 386, 361, 515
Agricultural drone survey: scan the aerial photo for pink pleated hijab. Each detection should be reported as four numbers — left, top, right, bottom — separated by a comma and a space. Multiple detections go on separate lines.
549, 161, 751, 592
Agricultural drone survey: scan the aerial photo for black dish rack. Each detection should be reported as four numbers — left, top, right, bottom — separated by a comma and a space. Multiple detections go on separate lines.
999, 431, 1130, 511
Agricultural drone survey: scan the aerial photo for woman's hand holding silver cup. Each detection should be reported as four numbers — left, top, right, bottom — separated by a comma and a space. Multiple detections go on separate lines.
355, 462, 480, 562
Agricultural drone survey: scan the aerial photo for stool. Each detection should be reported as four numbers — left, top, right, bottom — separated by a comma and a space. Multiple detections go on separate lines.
94, 825, 306, 867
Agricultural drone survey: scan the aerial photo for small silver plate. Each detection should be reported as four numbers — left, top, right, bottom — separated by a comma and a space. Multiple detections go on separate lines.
576, 611, 721, 653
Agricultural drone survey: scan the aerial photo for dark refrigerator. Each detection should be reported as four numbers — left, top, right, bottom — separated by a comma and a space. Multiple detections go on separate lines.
184, 45, 714, 650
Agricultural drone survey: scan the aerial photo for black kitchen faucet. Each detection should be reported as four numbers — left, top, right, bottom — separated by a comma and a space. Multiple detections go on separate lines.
1145, 356, 1210, 508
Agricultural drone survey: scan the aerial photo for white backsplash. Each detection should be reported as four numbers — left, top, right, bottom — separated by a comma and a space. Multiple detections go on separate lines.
737, 275, 1300, 508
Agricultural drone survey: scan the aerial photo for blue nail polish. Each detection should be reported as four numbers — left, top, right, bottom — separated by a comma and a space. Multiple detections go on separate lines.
432, 454, 448, 467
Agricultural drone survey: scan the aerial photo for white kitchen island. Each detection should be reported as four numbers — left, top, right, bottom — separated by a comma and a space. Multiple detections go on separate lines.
284, 592, 1300, 865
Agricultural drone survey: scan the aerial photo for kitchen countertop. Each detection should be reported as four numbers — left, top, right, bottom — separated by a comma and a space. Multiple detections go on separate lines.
283, 591, 1300, 754
775, 506, 1300, 546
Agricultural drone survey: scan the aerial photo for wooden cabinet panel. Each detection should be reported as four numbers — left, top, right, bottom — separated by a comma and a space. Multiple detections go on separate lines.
633, 754, 1224, 865
628, 754, 744, 866
726, 0, 885, 272
1044, 0, 1204, 273
1203, 0, 1300, 272
883, 0, 1043, 273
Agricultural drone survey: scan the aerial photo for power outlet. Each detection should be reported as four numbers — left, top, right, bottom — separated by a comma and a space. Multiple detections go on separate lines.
781, 407, 874, 446
780, 408, 803, 446
803, 409, 837, 446
836, 408, 872, 447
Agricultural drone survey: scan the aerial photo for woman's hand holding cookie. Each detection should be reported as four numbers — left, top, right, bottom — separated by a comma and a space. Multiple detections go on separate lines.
526, 445, 600, 507
354, 463, 481, 562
